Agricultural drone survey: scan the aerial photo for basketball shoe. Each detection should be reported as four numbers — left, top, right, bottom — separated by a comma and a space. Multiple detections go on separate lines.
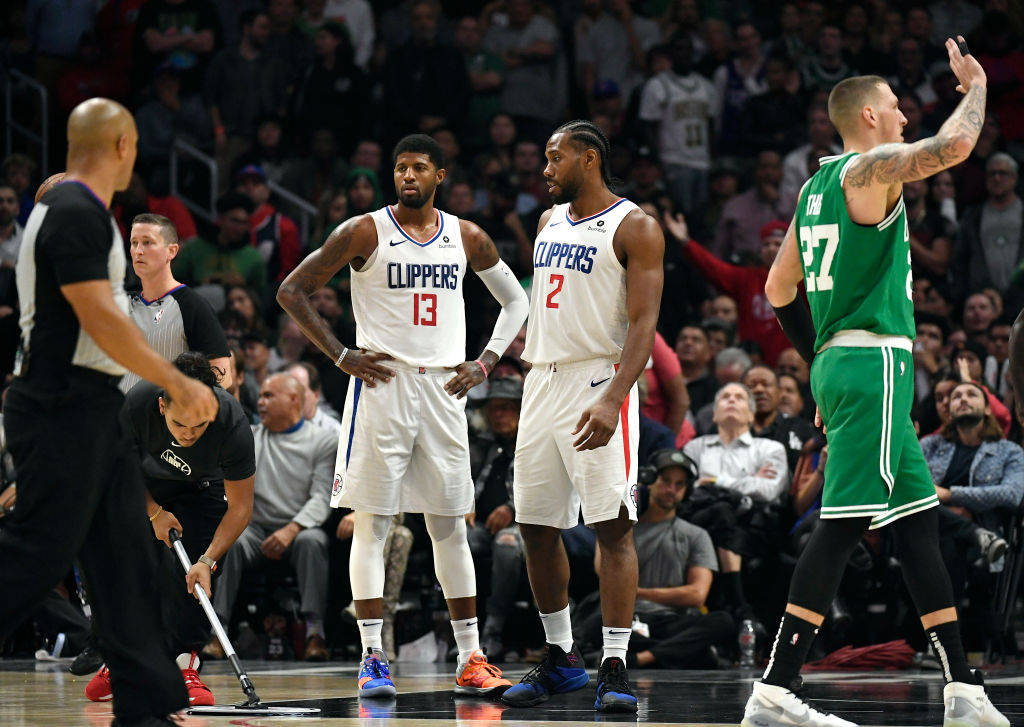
454, 649, 511, 695
358, 647, 397, 698
178, 651, 214, 706
741, 679, 857, 727
501, 642, 589, 707
594, 657, 637, 713
943, 672, 1009, 727
84, 664, 112, 702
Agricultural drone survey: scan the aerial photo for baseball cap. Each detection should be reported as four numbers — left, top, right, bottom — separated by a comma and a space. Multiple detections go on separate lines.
487, 377, 523, 401
236, 164, 267, 182
648, 449, 698, 481
760, 220, 788, 240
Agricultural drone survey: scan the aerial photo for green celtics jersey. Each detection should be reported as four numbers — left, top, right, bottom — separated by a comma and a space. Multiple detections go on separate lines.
796, 151, 915, 351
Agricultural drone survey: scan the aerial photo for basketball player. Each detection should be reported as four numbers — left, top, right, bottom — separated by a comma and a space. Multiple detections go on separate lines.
745, 39, 1007, 727
501, 121, 664, 714
277, 134, 529, 697
86, 352, 255, 707
0, 98, 217, 726
120, 213, 232, 392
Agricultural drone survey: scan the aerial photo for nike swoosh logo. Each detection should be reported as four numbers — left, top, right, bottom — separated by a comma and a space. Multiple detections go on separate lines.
170, 442, 183, 448
590, 377, 610, 387
548, 221, 564, 227
389, 240, 405, 246
607, 629, 632, 634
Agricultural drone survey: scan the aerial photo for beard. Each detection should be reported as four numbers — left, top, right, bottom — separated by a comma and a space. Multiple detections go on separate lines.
550, 174, 582, 204
399, 186, 432, 209
953, 411, 984, 430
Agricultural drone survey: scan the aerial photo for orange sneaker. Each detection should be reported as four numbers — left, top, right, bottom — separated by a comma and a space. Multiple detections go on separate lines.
179, 651, 215, 706
84, 664, 112, 702
455, 650, 512, 696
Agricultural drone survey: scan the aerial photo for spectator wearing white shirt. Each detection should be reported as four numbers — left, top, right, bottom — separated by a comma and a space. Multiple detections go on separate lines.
683, 383, 788, 619
324, 0, 375, 68
576, 0, 661, 112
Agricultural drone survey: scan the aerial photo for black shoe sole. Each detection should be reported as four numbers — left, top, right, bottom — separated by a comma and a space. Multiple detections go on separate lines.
501, 692, 551, 708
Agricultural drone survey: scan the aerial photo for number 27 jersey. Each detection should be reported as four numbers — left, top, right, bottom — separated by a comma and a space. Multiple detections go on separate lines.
523, 198, 639, 366
796, 152, 914, 352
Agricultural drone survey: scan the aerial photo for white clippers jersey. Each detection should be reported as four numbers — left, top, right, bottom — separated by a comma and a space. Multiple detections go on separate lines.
523, 198, 638, 366
350, 206, 467, 368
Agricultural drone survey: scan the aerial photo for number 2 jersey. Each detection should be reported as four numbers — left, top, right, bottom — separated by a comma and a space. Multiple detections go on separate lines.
796, 152, 914, 352
350, 206, 467, 367
523, 198, 639, 366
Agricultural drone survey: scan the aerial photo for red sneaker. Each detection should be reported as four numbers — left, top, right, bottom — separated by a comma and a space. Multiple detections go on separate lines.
180, 651, 215, 706
84, 665, 112, 702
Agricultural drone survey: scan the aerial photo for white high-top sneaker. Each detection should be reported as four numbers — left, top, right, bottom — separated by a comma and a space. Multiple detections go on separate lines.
943, 676, 1010, 727
741, 681, 858, 727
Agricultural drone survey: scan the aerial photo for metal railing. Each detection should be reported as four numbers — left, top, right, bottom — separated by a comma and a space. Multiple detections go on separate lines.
170, 138, 218, 223
169, 138, 317, 244
4, 69, 48, 175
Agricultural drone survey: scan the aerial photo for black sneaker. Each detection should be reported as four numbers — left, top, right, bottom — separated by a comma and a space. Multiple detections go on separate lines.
69, 644, 104, 676
501, 643, 589, 707
594, 657, 638, 713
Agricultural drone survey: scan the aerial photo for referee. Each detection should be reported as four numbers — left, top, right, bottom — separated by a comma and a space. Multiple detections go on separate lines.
0, 98, 217, 727
86, 352, 255, 706
120, 213, 233, 393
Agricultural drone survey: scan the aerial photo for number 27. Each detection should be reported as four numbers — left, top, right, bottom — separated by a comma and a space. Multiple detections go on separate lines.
799, 224, 839, 293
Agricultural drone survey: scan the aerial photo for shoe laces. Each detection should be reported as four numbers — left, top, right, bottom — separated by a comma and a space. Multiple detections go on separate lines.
182, 668, 206, 690
363, 652, 390, 678
520, 649, 556, 689
469, 659, 503, 680
598, 658, 632, 695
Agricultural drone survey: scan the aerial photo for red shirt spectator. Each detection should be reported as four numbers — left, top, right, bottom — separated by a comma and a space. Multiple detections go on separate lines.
236, 165, 302, 283
643, 331, 690, 435
674, 216, 790, 366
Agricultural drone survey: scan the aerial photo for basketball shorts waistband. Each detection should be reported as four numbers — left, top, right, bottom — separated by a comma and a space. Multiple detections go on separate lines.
529, 356, 619, 373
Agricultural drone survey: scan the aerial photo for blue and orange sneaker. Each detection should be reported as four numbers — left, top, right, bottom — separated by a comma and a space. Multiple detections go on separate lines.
594, 657, 637, 713
358, 647, 397, 698
501, 643, 589, 707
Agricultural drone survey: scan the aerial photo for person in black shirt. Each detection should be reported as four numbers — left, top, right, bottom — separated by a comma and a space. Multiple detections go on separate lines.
0, 98, 217, 727
83, 352, 255, 706
467, 377, 523, 658
742, 365, 816, 474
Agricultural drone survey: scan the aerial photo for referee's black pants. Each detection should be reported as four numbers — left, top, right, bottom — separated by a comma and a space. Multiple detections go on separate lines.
0, 372, 187, 722
147, 479, 227, 658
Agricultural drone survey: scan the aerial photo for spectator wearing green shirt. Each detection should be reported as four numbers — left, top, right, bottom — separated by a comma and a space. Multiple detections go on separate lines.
173, 192, 267, 298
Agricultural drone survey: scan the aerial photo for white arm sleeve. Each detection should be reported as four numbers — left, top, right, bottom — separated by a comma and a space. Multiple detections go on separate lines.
475, 260, 530, 358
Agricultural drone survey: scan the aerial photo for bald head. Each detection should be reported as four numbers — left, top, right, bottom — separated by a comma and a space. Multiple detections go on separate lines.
66, 98, 138, 194
258, 373, 306, 431
827, 75, 888, 139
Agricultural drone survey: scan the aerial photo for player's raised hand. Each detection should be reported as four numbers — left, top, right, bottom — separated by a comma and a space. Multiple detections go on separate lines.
445, 360, 487, 399
945, 35, 986, 94
572, 399, 619, 451
341, 350, 395, 387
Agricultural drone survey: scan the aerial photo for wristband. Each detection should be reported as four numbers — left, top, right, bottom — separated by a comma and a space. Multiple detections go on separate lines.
335, 348, 349, 369
474, 358, 488, 376
149, 506, 163, 522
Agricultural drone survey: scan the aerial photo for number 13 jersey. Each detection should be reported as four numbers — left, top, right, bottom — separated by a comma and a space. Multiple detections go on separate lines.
796, 152, 914, 352
523, 198, 639, 366
350, 206, 467, 367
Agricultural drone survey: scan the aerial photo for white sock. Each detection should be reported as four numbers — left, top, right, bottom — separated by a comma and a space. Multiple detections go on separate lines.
602, 626, 631, 663
358, 618, 383, 652
451, 617, 480, 664
539, 605, 574, 653
175, 652, 199, 671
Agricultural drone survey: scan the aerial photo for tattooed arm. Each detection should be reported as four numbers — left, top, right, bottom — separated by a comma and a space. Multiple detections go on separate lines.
845, 36, 987, 188
276, 215, 396, 387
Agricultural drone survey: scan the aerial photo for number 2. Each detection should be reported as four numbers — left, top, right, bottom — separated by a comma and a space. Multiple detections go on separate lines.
413, 293, 436, 326
799, 224, 839, 293
546, 274, 564, 308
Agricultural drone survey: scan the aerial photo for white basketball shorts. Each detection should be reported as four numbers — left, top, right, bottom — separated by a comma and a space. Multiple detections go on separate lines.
514, 358, 639, 530
332, 362, 473, 516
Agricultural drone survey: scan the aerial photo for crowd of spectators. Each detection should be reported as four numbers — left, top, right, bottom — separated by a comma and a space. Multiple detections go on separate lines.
2, 0, 1024, 665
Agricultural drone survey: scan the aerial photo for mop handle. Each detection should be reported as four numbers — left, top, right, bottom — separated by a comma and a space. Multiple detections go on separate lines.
169, 530, 260, 705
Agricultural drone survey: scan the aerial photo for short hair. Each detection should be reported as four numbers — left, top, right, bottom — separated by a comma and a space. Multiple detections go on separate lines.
987, 152, 1018, 177
828, 75, 889, 138
714, 346, 752, 371
285, 360, 321, 394
163, 351, 218, 403
552, 119, 615, 187
713, 382, 756, 414
742, 364, 778, 386
392, 134, 445, 170
2, 153, 36, 176
915, 311, 950, 343
132, 213, 178, 246
216, 191, 255, 216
